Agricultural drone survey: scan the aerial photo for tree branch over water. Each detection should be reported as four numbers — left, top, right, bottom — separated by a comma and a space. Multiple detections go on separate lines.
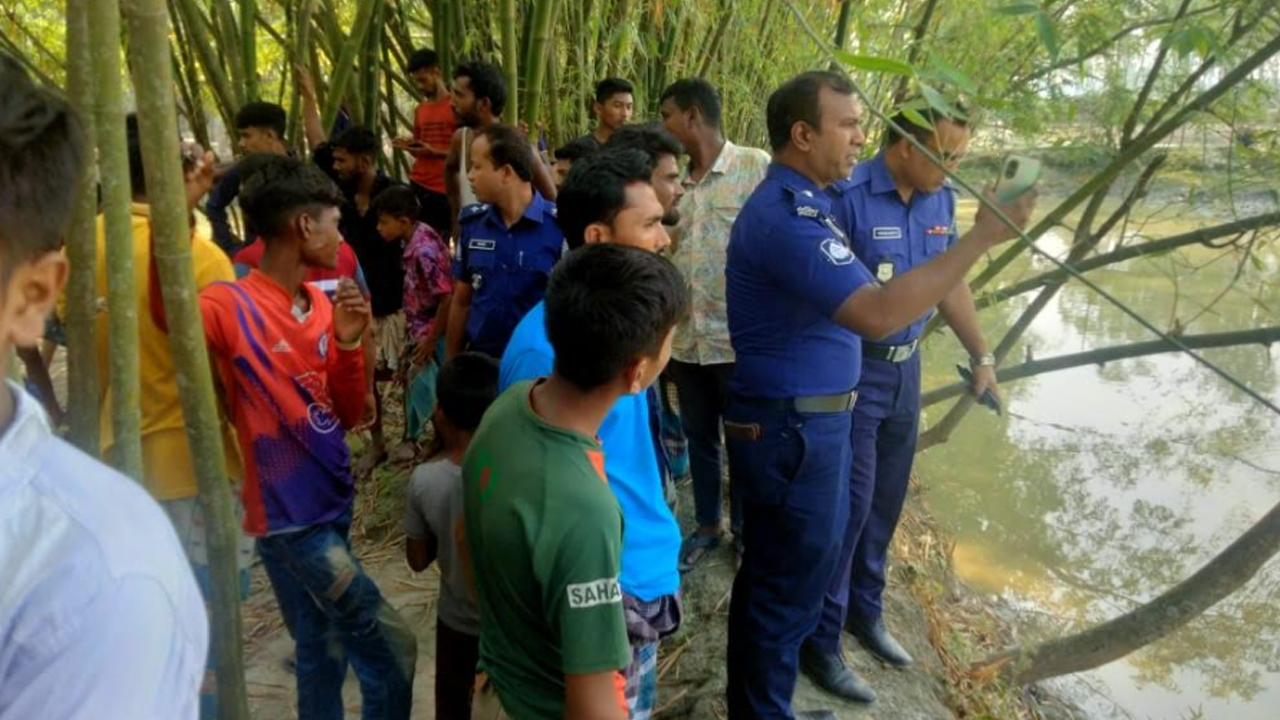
920, 326, 1280, 408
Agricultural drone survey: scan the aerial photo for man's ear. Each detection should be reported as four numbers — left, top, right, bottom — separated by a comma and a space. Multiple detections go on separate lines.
790, 120, 816, 153
583, 222, 611, 245
2, 252, 67, 349
621, 355, 649, 395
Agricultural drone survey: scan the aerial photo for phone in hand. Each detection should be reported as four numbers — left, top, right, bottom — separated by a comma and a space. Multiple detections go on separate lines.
956, 364, 1002, 415
994, 155, 1042, 205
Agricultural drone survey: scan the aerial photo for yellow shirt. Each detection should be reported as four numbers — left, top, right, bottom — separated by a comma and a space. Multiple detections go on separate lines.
88, 204, 242, 500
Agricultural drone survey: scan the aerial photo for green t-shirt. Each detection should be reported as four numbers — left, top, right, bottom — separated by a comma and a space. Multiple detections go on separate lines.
462, 380, 632, 719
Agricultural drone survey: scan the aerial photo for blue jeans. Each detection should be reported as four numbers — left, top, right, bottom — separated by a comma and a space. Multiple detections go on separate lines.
257, 511, 417, 720
668, 360, 742, 535
725, 401, 852, 719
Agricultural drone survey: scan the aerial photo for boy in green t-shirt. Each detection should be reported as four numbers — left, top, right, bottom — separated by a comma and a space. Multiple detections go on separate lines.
462, 243, 689, 720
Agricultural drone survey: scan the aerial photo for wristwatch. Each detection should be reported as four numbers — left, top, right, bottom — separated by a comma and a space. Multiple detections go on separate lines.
969, 353, 996, 368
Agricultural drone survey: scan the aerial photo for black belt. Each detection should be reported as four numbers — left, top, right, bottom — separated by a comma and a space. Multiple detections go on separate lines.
733, 390, 858, 415
863, 339, 919, 363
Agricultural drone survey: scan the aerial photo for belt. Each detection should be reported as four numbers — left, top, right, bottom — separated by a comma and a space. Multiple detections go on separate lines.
863, 339, 919, 363
732, 390, 858, 415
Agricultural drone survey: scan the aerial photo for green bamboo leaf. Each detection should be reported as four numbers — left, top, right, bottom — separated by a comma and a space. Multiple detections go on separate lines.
1035, 11, 1060, 60
903, 107, 933, 131
919, 83, 963, 119
993, 2, 1040, 16
925, 51, 978, 96
834, 51, 914, 76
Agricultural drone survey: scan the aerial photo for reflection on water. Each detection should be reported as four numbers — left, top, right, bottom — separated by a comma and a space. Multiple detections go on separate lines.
917, 201, 1280, 719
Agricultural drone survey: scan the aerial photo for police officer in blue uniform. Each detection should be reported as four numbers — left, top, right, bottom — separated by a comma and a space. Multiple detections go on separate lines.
802, 103, 1033, 694
445, 124, 564, 360
724, 72, 1032, 720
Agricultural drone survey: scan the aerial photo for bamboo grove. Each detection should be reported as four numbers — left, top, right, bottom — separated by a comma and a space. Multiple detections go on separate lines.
3, 0, 1280, 716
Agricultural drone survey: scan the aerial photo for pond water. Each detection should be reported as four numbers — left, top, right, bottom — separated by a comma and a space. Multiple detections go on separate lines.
918, 198, 1280, 719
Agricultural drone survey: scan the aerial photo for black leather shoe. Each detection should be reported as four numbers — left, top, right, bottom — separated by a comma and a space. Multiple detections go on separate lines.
795, 712, 838, 720
799, 645, 877, 704
847, 617, 913, 667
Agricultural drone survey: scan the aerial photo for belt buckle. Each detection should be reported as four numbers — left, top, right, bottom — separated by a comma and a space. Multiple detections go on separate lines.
893, 340, 917, 363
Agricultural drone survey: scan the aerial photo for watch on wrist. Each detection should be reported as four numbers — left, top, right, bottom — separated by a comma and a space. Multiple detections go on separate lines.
970, 353, 996, 368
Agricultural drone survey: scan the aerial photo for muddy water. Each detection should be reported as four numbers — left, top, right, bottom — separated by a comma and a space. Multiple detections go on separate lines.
917, 199, 1280, 719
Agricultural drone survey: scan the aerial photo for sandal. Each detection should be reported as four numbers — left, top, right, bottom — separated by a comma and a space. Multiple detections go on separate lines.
679, 531, 722, 573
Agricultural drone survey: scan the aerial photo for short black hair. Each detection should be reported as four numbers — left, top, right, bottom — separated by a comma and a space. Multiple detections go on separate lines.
370, 185, 420, 221
238, 154, 344, 240
406, 48, 440, 74
659, 78, 722, 130
0, 54, 85, 265
330, 125, 379, 157
125, 114, 198, 199
604, 122, 683, 166
545, 243, 689, 391
455, 61, 507, 117
766, 70, 856, 153
556, 148, 654, 250
474, 124, 534, 182
883, 96, 972, 149
595, 77, 634, 104
234, 101, 287, 138
553, 135, 598, 163
436, 352, 499, 431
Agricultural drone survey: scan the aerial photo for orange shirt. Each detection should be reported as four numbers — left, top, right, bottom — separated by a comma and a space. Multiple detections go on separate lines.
410, 96, 456, 194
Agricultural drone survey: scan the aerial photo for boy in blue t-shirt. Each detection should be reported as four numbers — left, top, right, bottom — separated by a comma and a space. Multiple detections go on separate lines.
499, 147, 682, 718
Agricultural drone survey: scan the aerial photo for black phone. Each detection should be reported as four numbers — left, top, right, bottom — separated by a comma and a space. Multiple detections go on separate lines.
955, 364, 1002, 415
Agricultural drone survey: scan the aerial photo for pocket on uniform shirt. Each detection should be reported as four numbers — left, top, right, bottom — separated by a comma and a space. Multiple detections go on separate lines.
924, 231, 950, 257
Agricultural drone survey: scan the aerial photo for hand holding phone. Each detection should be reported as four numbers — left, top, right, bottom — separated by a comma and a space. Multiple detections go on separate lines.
994, 155, 1042, 204
956, 364, 1002, 415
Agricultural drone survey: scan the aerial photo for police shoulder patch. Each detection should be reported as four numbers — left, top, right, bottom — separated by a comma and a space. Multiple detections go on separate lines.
820, 238, 855, 266
796, 205, 821, 218
459, 203, 489, 221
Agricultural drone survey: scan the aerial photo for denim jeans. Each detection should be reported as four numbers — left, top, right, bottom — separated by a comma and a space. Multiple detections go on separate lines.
257, 511, 417, 720
668, 360, 742, 534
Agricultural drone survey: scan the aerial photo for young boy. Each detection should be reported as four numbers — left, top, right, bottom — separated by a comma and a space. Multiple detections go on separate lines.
465, 242, 689, 720
500, 148, 682, 719
0, 55, 208, 717
205, 101, 289, 254
199, 154, 417, 719
372, 186, 454, 444
403, 352, 499, 720
580, 78, 636, 148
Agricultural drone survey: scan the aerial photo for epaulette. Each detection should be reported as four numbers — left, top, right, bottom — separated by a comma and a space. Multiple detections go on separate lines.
784, 184, 830, 220
459, 203, 490, 222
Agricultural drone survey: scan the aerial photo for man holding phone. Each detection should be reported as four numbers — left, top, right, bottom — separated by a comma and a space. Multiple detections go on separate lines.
802, 99, 1036, 697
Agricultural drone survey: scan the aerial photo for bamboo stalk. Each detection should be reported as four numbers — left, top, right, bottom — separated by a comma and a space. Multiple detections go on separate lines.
362, 0, 384, 129
241, 0, 258, 100
170, 0, 238, 129
63, 0, 100, 456
211, 0, 246, 105
500, 0, 519, 122
320, 0, 381, 131
121, 1, 249, 718
88, 0, 143, 481
522, 0, 560, 128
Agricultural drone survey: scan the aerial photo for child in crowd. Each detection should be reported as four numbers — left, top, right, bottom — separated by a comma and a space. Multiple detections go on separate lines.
403, 353, 499, 720
464, 243, 690, 720
199, 153, 416, 720
371, 186, 454, 446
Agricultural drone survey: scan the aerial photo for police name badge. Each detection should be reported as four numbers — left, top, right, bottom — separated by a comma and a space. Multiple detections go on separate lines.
797, 205, 820, 218
468, 238, 496, 251
876, 260, 895, 281
820, 238, 855, 266
872, 226, 903, 240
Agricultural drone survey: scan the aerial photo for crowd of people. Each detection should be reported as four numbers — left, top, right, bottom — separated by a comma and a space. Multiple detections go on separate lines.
0, 33, 1034, 720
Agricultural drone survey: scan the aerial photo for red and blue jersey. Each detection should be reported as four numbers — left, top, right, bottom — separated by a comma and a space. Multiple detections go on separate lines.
200, 271, 367, 536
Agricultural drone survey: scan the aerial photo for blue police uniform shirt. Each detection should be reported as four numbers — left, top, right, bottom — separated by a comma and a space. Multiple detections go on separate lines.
726, 163, 877, 399
499, 301, 683, 601
453, 192, 563, 357
828, 153, 958, 345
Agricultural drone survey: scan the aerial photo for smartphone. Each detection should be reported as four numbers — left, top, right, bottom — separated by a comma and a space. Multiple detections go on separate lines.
994, 155, 1042, 205
955, 364, 1002, 415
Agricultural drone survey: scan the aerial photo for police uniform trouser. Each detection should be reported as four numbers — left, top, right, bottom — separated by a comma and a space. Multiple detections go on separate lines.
809, 354, 920, 653
725, 400, 853, 720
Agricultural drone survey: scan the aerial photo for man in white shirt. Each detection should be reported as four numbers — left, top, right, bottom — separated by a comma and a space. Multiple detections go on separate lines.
0, 54, 208, 720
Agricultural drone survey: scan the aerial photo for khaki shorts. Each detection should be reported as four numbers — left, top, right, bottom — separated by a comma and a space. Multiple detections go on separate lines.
470, 678, 512, 720
374, 311, 407, 372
